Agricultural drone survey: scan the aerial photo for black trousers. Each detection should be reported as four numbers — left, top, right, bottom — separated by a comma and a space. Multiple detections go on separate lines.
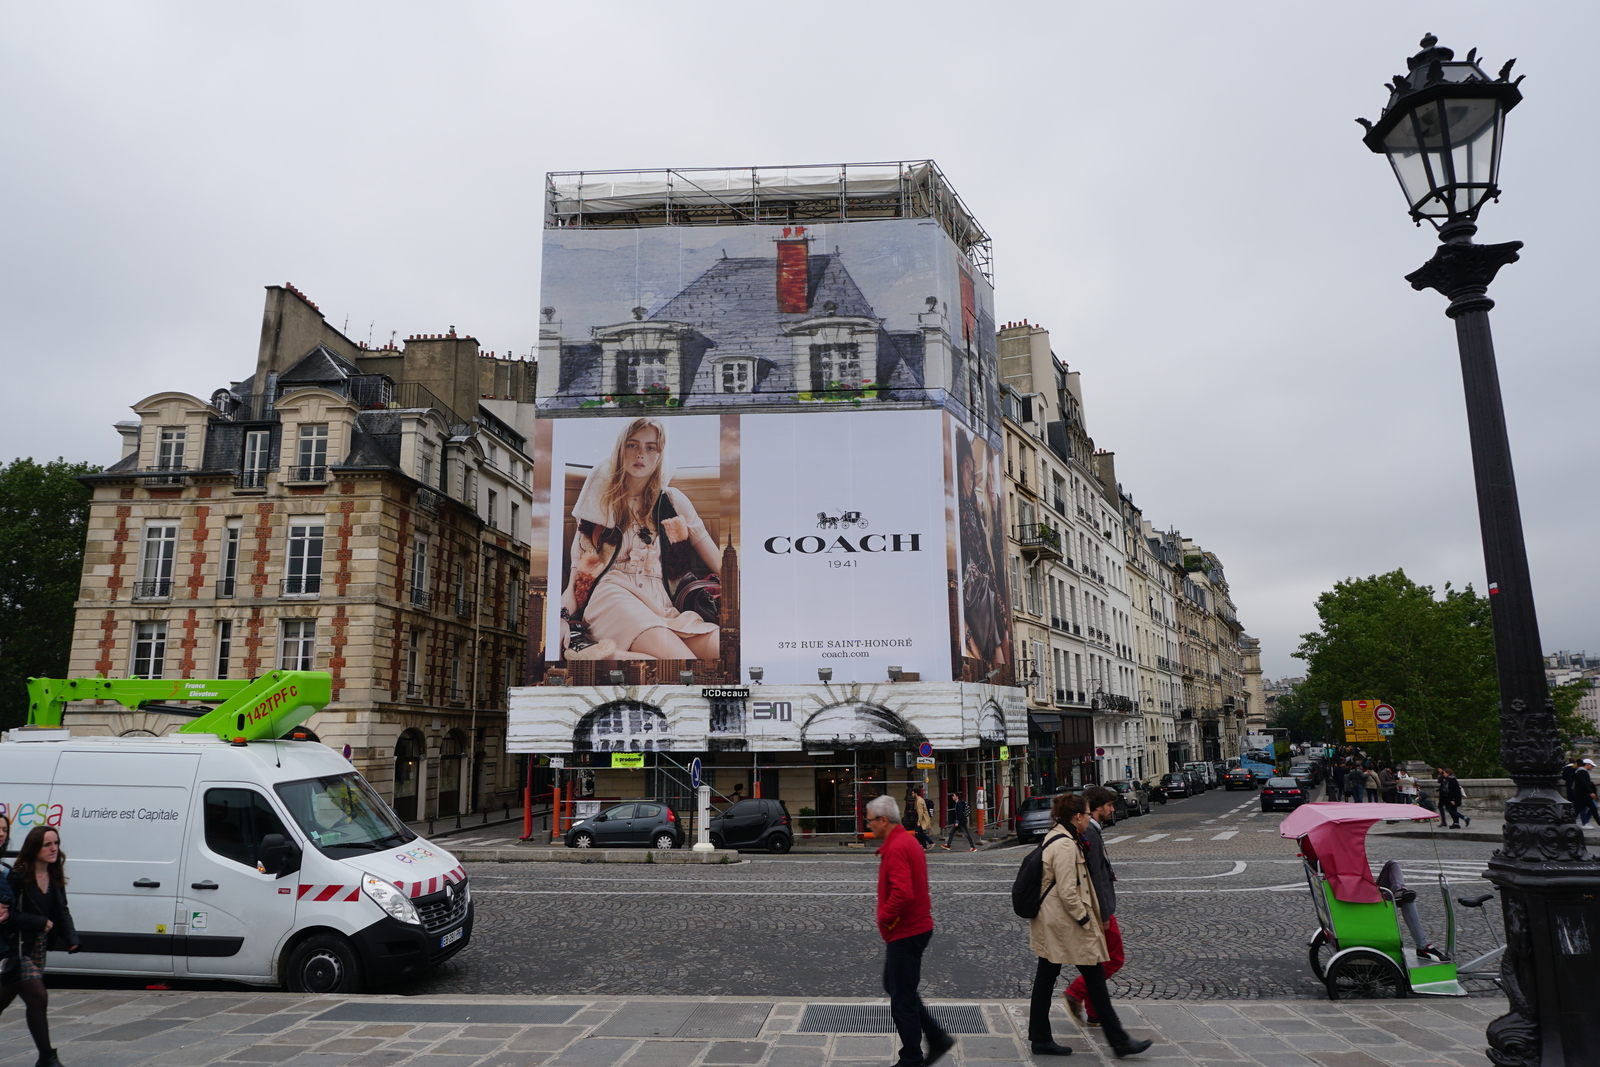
945, 822, 976, 849
1029, 957, 1130, 1049
883, 930, 946, 1065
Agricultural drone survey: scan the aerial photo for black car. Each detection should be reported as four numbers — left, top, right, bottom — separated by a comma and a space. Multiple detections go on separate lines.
708, 797, 794, 853
566, 800, 685, 850
1223, 767, 1257, 791
1260, 777, 1310, 812
1157, 772, 1192, 799
1104, 780, 1150, 816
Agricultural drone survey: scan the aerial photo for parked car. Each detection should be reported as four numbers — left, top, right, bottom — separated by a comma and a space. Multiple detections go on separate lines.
1185, 769, 1208, 795
1018, 794, 1059, 843
708, 797, 794, 853
1104, 780, 1151, 816
1156, 772, 1192, 799
1183, 762, 1214, 790
566, 800, 685, 850
1223, 766, 1257, 790
1260, 777, 1311, 812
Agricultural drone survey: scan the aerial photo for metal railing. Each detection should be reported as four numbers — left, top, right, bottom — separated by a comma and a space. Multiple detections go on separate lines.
282, 575, 322, 596
132, 579, 173, 600
139, 467, 188, 486
237, 470, 269, 489
289, 465, 327, 482
409, 589, 432, 609
454, 598, 475, 619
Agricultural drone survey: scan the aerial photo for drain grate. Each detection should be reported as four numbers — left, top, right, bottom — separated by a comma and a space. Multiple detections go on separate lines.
313, 1003, 579, 1025
798, 1004, 988, 1034
676, 1002, 773, 1039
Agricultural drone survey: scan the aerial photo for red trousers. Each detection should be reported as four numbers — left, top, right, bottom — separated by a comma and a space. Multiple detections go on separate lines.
1066, 914, 1124, 1018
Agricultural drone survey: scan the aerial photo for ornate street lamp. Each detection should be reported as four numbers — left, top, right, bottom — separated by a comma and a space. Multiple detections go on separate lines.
1360, 36, 1598, 1067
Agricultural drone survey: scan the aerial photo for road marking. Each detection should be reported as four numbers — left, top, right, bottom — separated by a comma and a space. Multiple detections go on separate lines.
1211, 831, 1238, 841
1137, 834, 1168, 843
478, 890, 876, 897
1174, 837, 1193, 841
1106, 835, 1134, 845
1242, 812, 1261, 819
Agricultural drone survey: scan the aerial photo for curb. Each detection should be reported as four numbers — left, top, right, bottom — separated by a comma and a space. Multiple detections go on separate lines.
455, 847, 743, 864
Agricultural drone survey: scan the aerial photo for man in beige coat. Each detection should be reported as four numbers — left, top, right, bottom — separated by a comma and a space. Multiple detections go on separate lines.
1026, 793, 1150, 1059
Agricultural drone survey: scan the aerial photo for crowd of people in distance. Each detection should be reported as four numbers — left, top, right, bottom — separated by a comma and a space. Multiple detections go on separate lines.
1321, 756, 1475, 828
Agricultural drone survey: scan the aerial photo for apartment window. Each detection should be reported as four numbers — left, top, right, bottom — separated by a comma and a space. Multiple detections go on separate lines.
809, 343, 862, 391
509, 502, 520, 541
406, 629, 422, 696
136, 524, 178, 599
295, 424, 328, 481
450, 639, 465, 700
454, 554, 469, 616
284, 521, 324, 595
506, 572, 520, 630
216, 620, 233, 679
157, 427, 187, 471
486, 489, 498, 530
131, 621, 168, 679
241, 429, 271, 488
410, 537, 428, 606
618, 350, 668, 393
720, 360, 752, 393
280, 619, 316, 670
218, 522, 241, 597
419, 443, 435, 487
487, 444, 498, 468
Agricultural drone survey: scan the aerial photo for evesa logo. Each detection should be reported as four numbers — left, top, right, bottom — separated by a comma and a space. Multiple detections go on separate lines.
0, 803, 63, 828
245, 683, 300, 725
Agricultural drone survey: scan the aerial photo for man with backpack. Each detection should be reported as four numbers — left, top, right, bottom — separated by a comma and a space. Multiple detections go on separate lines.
1062, 786, 1124, 1030
941, 793, 977, 852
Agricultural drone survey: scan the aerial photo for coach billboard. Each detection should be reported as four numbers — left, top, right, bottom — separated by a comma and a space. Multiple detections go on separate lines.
529, 409, 1011, 685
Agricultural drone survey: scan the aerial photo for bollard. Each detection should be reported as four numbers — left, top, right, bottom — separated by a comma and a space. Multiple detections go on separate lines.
482, 808, 488, 825
428, 817, 435, 836
455, 810, 462, 830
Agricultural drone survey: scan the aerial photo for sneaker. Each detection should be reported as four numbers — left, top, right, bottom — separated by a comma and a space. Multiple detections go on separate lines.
1465, 816, 1472, 828
969, 846, 978, 852
940, 844, 951, 850
1418, 945, 1450, 962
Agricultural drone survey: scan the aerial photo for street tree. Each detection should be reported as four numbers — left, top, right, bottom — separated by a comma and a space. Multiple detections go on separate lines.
0, 458, 98, 728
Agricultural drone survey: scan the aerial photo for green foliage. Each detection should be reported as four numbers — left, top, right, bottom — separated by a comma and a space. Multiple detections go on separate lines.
0, 458, 98, 729
1290, 570, 1503, 777
1550, 680, 1596, 751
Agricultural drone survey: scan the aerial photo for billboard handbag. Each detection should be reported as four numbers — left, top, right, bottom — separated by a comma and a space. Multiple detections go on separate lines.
561, 536, 623, 659
653, 493, 720, 625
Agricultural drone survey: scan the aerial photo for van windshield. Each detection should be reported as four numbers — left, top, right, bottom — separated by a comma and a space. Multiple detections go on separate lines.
275, 773, 416, 856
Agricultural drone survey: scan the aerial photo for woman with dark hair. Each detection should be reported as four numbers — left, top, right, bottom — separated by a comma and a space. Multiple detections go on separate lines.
1026, 794, 1151, 1059
2, 826, 79, 1067
0, 814, 13, 979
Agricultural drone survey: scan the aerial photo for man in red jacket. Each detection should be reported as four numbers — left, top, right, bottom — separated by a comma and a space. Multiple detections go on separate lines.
867, 794, 954, 1067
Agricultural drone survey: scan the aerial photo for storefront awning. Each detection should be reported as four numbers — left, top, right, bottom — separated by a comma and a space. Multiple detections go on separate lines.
1029, 713, 1062, 732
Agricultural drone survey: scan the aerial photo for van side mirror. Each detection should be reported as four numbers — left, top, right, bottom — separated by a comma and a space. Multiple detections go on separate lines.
260, 834, 302, 878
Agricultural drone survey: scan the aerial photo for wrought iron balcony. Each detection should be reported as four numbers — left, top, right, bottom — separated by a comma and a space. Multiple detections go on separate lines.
139, 467, 188, 486
282, 575, 322, 596
409, 589, 431, 609
1016, 522, 1062, 560
454, 598, 475, 619
131, 579, 173, 600
236, 470, 269, 490
288, 465, 327, 483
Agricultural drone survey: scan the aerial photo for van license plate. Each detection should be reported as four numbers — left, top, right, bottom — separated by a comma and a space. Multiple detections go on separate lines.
440, 927, 463, 948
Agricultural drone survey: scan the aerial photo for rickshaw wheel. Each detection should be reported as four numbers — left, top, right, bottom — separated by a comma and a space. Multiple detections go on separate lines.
1308, 930, 1335, 982
1325, 948, 1406, 1000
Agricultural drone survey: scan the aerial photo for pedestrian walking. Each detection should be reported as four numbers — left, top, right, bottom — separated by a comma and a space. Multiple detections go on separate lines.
865, 795, 953, 1067
1379, 766, 1397, 805
1, 826, 80, 1067
941, 793, 977, 852
1362, 765, 1382, 805
1025, 793, 1151, 1059
913, 788, 935, 852
1349, 761, 1367, 804
1331, 761, 1348, 802
1396, 768, 1418, 805
1437, 768, 1470, 829
1063, 787, 1127, 1032
1573, 760, 1599, 828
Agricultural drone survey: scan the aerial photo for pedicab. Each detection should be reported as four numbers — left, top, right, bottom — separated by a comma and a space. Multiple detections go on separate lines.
1280, 803, 1470, 1000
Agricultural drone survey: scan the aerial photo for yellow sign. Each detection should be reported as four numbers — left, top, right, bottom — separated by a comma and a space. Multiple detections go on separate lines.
611, 752, 645, 769
999, 746, 1011, 762
1342, 699, 1382, 744
916, 757, 936, 769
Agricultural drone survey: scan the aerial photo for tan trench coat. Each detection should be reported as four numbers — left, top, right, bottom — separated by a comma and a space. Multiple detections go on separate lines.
1027, 827, 1110, 966
914, 794, 933, 832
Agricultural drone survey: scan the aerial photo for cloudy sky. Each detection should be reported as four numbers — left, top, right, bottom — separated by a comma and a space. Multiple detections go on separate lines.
3, 3, 1594, 678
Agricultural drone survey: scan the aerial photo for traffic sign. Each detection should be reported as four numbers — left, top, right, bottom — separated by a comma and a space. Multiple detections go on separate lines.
918, 742, 933, 758
690, 757, 703, 788
1342, 699, 1382, 743
1374, 704, 1396, 724
1378, 723, 1396, 735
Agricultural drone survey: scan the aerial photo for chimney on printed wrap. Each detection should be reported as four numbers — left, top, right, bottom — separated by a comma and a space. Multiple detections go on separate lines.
775, 226, 811, 314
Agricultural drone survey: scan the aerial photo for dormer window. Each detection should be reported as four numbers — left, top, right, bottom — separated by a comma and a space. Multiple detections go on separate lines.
157, 427, 186, 472
720, 360, 752, 394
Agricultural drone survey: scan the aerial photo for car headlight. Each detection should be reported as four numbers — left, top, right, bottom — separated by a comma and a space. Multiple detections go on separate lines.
362, 873, 421, 925
462, 879, 471, 906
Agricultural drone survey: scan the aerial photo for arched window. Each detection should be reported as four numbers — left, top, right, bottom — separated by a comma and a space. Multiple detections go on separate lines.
574, 702, 672, 753
393, 730, 425, 821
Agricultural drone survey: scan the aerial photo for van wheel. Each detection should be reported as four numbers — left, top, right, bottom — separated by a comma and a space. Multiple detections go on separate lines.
286, 934, 362, 994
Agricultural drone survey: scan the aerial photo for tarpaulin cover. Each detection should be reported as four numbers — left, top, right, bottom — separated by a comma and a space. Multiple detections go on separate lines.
1278, 802, 1439, 904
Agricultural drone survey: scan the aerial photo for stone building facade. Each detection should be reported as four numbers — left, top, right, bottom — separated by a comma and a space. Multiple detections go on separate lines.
66, 285, 538, 822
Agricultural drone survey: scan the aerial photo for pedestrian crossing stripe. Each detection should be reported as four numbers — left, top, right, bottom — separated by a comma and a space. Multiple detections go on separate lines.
1211, 830, 1238, 840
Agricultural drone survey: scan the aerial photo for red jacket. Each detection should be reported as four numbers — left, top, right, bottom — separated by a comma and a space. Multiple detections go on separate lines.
876, 823, 934, 942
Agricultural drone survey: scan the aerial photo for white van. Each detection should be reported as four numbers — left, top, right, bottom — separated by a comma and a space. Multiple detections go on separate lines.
0, 728, 472, 993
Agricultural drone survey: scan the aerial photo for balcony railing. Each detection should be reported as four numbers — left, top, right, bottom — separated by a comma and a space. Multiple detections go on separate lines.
213, 393, 280, 422
237, 470, 269, 490
216, 577, 236, 598
454, 598, 475, 619
409, 589, 431, 609
132, 579, 173, 600
416, 486, 443, 514
288, 465, 327, 482
282, 575, 322, 596
1016, 522, 1062, 560
139, 467, 188, 486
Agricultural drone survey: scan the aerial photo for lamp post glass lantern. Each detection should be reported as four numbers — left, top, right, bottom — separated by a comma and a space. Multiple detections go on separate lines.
1360, 36, 1600, 1067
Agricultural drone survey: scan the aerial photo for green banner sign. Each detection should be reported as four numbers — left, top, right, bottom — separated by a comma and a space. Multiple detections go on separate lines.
611, 752, 645, 769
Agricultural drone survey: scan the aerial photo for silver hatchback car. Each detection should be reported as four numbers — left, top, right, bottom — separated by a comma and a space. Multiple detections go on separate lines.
1017, 795, 1059, 844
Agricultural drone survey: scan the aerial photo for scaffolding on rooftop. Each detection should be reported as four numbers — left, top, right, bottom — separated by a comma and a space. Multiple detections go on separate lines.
545, 160, 992, 279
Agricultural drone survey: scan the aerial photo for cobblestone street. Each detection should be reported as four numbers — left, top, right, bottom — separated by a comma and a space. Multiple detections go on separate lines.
409, 789, 1505, 1001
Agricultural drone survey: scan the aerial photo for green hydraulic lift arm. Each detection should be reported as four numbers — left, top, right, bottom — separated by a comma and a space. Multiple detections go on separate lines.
25, 671, 333, 741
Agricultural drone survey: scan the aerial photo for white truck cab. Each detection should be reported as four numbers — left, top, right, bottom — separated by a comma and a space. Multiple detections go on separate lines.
0, 729, 472, 993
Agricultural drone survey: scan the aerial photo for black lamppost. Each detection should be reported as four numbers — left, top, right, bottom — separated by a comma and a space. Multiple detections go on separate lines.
1359, 36, 1600, 1067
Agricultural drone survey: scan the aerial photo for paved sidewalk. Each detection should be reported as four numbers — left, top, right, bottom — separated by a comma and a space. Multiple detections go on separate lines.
0, 990, 1505, 1067
1368, 814, 1600, 848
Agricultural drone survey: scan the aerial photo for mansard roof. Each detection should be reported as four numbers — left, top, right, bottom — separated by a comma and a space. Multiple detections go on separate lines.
280, 344, 363, 385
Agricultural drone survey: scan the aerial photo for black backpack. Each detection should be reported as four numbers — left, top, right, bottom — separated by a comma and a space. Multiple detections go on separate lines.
1012, 833, 1070, 919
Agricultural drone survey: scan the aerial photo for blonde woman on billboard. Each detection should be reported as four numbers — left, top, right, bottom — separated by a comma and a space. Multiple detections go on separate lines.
559, 417, 721, 661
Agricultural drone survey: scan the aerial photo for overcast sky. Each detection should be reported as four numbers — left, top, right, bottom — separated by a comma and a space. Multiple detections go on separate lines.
4, 3, 1595, 678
